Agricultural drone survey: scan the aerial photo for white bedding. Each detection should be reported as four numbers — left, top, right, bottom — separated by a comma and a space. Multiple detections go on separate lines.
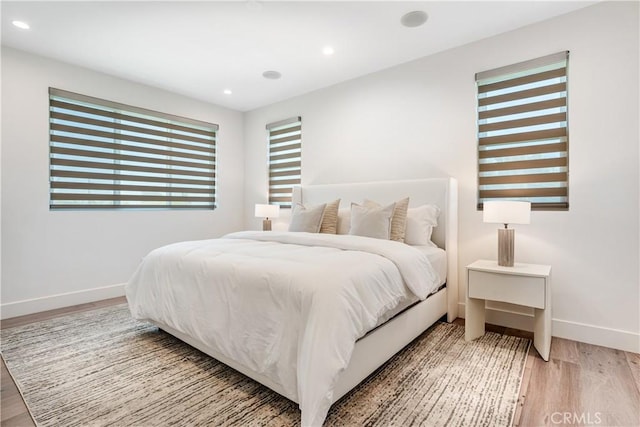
417, 244, 447, 287
126, 231, 441, 426
373, 245, 447, 327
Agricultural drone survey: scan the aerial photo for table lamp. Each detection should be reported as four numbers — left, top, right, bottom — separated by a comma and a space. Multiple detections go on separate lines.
483, 201, 531, 267
255, 204, 280, 231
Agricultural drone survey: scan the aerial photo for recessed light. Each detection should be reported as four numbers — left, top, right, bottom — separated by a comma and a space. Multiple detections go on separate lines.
262, 70, 282, 80
223, 89, 232, 95
322, 46, 334, 56
400, 11, 428, 28
12, 20, 30, 30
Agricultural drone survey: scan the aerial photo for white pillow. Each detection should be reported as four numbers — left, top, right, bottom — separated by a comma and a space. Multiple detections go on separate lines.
337, 208, 351, 235
404, 204, 441, 246
289, 203, 326, 233
349, 202, 395, 240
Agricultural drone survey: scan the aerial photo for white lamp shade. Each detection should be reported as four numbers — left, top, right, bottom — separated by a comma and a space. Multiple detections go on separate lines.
255, 204, 280, 218
483, 201, 531, 225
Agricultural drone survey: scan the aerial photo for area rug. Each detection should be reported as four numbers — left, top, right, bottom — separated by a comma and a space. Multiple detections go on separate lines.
1, 304, 530, 426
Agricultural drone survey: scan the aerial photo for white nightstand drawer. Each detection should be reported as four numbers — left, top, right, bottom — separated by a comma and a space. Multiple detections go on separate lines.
468, 270, 545, 308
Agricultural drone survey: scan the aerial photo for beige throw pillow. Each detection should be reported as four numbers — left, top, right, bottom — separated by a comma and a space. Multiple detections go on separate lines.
319, 199, 340, 234
349, 202, 395, 240
364, 197, 410, 242
289, 203, 326, 233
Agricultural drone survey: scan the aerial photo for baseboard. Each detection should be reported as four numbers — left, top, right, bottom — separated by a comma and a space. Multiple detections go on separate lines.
457, 302, 640, 354
1, 283, 126, 320
552, 318, 640, 354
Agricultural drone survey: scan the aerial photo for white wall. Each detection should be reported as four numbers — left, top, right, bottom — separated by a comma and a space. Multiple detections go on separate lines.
1, 47, 245, 318
243, 2, 639, 352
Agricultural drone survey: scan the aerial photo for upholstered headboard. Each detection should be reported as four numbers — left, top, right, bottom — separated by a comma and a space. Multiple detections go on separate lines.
292, 178, 459, 320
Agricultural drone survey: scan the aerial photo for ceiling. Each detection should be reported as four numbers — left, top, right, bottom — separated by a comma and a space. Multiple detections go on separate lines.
2, 1, 595, 112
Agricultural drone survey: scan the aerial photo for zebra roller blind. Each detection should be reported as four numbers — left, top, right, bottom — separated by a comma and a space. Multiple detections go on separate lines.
476, 51, 569, 210
267, 117, 302, 208
49, 88, 218, 210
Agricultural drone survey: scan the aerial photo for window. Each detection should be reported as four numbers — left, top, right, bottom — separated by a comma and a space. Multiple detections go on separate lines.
267, 117, 302, 208
49, 88, 217, 210
476, 51, 569, 210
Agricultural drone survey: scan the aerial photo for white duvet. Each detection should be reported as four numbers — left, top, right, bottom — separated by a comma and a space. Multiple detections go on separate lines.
126, 231, 441, 426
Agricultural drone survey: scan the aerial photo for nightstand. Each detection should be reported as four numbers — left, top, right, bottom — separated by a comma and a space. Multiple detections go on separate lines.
465, 259, 552, 361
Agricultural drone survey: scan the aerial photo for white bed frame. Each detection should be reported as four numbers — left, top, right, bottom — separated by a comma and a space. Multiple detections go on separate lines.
154, 177, 458, 407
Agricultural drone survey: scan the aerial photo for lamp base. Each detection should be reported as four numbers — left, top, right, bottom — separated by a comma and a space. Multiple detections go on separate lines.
498, 228, 515, 267
262, 218, 272, 231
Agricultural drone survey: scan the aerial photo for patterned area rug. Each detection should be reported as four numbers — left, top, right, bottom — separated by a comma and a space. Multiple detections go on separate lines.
1, 304, 530, 426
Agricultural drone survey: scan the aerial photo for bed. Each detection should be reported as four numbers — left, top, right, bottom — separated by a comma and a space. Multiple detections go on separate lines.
126, 177, 458, 426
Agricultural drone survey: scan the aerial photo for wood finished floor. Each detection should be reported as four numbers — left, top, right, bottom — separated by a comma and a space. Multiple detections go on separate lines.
1, 299, 639, 427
